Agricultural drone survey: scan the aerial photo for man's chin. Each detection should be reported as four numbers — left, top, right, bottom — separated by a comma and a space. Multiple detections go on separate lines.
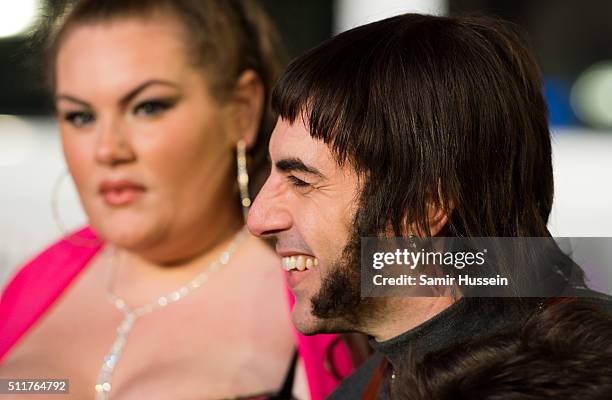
291, 301, 323, 335
291, 300, 353, 335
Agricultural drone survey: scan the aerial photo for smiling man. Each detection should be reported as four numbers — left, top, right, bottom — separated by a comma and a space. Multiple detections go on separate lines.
259, 121, 363, 332
247, 13, 612, 399
249, 105, 453, 341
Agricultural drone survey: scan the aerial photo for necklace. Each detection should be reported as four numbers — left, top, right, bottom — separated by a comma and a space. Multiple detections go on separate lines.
94, 228, 247, 399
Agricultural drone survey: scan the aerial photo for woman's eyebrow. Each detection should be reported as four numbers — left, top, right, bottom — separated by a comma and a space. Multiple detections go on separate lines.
54, 94, 91, 108
117, 79, 180, 107
54, 79, 180, 109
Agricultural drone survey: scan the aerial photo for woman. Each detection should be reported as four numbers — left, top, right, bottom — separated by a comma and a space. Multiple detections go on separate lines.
0, 1, 352, 398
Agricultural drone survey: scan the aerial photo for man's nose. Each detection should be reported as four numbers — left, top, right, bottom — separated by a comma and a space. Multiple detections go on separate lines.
247, 176, 292, 237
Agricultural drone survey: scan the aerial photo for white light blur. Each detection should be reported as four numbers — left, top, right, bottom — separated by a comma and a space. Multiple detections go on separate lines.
0, 116, 87, 287
0, 114, 36, 166
0, 0, 40, 39
334, 0, 447, 34
570, 61, 612, 129
548, 129, 612, 237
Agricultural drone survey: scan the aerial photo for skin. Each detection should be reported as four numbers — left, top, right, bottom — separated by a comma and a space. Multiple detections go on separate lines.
0, 14, 307, 399
56, 16, 242, 263
248, 117, 454, 341
247, 117, 361, 334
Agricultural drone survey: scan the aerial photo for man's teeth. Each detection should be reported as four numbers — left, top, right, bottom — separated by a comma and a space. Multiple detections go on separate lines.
282, 255, 319, 271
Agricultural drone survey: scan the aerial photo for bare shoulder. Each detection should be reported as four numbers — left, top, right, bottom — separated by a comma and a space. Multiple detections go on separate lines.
234, 233, 283, 275
224, 233, 290, 321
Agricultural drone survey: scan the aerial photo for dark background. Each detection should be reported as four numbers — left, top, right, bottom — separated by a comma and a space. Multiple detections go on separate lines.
1, 0, 611, 127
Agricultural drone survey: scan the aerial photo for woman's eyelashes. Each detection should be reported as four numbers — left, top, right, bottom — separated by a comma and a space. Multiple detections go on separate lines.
59, 98, 178, 127
63, 110, 95, 128
133, 98, 177, 117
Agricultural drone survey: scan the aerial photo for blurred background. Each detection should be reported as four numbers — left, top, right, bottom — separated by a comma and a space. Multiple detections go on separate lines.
1, 0, 611, 290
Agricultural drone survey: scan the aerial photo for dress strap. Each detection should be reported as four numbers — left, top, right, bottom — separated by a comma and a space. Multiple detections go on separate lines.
0, 227, 101, 361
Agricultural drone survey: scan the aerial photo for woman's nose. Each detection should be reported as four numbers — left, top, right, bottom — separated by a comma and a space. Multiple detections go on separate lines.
95, 120, 135, 166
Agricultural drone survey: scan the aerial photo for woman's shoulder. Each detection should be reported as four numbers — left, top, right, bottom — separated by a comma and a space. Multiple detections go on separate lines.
236, 233, 357, 399
239, 233, 278, 263
0, 227, 103, 361
2, 227, 102, 294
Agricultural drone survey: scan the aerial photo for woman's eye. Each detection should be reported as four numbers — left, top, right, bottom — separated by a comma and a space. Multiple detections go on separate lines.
64, 111, 95, 128
134, 100, 173, 117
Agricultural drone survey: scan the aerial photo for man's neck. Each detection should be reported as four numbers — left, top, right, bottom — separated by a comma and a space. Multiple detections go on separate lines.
368, 296, 456, 342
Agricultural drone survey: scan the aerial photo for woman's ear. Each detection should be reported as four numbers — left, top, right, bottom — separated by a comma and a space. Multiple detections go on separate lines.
230, 69, 264, 148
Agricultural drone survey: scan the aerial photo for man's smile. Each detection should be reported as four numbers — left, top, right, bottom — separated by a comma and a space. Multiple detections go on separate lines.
278, 252, 320, 290
281, 255, 319, 271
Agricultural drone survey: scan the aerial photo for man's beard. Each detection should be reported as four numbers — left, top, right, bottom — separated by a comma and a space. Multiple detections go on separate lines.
310, 218, 381, 328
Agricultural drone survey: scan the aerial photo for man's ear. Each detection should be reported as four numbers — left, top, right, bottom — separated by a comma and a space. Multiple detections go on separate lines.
412, 183, 454, 237
407, 203, 451, 237
425, 205, 449, 236
229, 69, 264, 148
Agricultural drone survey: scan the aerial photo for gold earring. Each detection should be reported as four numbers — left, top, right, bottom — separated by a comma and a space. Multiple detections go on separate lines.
236, 140, 251, 222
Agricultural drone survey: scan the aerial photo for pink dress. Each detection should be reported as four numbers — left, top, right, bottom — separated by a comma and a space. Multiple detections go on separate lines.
0, 227, 352, 400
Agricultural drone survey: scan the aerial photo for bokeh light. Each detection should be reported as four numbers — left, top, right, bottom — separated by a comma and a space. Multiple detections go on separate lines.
571, 61, 612, 129
0, 0, 40, 39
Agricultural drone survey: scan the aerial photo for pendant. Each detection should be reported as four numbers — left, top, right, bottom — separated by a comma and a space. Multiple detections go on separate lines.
95, 312, 135, 399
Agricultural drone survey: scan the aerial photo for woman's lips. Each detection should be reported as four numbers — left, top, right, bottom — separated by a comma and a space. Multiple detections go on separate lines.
99, 180, 146, 206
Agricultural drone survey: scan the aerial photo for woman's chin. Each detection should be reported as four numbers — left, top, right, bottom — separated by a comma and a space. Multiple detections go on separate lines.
91, 220, 162, 251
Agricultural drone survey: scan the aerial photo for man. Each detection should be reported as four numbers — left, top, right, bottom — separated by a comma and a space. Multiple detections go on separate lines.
247, 13, 612, 398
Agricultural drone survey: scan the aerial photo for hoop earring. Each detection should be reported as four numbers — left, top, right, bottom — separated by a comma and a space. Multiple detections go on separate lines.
236, 140, 251, 222
51, 169, 101, 247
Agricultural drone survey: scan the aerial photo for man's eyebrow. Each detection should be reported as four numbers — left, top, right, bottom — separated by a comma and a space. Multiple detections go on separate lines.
275, 158, 325, 179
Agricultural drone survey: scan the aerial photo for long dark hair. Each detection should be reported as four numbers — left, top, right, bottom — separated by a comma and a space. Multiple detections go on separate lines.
273, 13, 552, 238
272, 13, 588, 295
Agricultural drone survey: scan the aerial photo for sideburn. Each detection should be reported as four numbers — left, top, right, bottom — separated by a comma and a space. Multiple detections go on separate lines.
310, 217, 381, 327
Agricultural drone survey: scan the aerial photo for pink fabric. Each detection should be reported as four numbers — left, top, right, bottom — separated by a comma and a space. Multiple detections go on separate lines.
0, 227, 352, 399
0, 227, 102, 362
285, 291, 354, 400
